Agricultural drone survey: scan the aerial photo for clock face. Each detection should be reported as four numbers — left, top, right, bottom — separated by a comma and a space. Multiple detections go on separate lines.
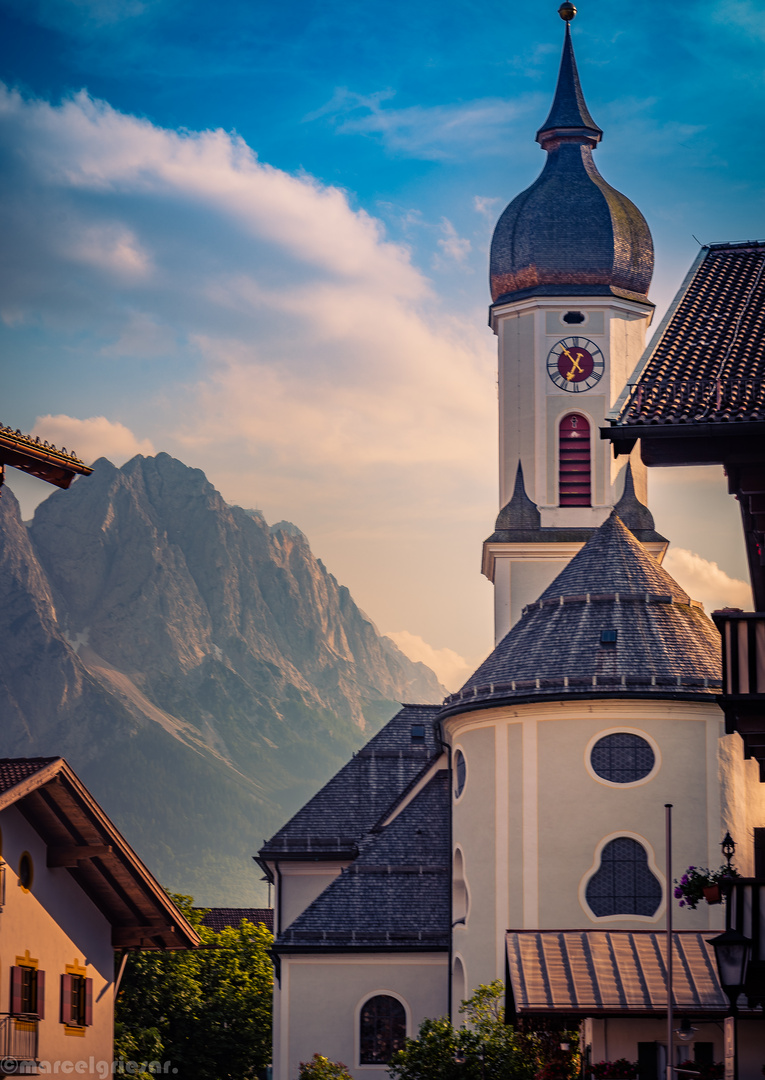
547, 337, 604, 392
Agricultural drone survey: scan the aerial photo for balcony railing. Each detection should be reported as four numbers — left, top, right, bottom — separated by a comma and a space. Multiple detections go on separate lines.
712, 611, 765, 777
0, 1014, 39, 1064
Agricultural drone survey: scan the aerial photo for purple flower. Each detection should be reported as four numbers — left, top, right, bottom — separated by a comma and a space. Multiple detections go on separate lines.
679, 900, 686, 907
674, 887, 683, 898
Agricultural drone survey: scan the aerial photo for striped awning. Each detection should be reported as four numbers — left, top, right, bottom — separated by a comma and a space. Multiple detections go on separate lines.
506, 930, 728, 1017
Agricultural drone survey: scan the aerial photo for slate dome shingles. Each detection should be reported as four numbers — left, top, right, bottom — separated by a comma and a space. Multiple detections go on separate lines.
490, 22, 653, 306
442, 514, 721, 715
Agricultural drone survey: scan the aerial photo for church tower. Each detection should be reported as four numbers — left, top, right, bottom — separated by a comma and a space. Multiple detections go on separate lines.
483, 4, 666, 642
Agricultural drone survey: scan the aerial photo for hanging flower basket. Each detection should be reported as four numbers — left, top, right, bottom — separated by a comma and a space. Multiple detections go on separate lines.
674, 865, 739, 910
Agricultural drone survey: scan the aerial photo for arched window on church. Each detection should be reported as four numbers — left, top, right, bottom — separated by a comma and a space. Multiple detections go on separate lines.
359, 995, 406, 1064
585, 837, 662, 918
559, 414, 591, 506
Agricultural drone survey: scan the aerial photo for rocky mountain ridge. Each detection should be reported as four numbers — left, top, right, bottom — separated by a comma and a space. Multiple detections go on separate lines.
0, 453, 443, 902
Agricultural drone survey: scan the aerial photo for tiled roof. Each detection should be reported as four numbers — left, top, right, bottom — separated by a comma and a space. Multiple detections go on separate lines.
506, 931, 731, 1017
200, 908, 274, 934
275, 771, 450, 950
445, 514, 720, 715
259, 705, 442, 858
613, 241, 765, 427
0, 757, 59, 794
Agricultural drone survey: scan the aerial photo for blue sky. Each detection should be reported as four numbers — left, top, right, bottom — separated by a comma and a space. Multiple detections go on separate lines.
1, 0, 762, 684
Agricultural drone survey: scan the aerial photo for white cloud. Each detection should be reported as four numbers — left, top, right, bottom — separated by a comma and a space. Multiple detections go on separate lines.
32, 415, 156, 465
307, 87, 540, 159
385, 630, 473, 692
435, 219, 471, 266
663, 548, 752, 614
0, 84, 497, 659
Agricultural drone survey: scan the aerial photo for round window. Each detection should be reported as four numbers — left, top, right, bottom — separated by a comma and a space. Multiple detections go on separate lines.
454, 750, 466, 798
590, 733, 655, 784
18, 852, 33, 891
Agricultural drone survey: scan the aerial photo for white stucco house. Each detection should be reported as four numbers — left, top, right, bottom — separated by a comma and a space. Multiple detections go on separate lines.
0, 757, 199, 1077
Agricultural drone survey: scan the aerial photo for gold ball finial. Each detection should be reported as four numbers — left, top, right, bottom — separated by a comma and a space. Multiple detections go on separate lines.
558, 2, 576, 20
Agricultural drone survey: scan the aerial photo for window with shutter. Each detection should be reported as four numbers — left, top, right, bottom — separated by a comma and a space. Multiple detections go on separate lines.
61, 972, 92, 1027
11, 964, 42, 1017
559, 414, 591, 506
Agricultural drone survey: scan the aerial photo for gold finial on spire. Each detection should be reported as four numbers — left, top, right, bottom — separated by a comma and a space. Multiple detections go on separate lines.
558, 2, 576, 20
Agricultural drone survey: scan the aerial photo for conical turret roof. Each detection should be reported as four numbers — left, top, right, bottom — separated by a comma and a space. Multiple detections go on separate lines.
536, 22, 602, 148
442, 514, 721, 716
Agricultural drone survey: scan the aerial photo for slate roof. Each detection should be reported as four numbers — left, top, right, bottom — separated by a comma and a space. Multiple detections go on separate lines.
446, 514, 720, 716
200, 907, 274, 934
259, 705, 442, 859
612, 241, 765, 428
0, 758, 59, 794
275, 770, 450, 951
490, 22, 653, 306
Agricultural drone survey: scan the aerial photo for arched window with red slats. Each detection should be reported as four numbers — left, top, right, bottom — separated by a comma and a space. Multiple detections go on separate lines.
559, 413, 591, 506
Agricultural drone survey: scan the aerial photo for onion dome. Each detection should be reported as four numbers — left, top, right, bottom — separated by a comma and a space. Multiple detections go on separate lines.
490, 13, 654, 306
442, 514, 720, 717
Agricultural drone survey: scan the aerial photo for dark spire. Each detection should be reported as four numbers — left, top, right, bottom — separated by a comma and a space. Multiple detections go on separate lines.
494, 462, 541, 530
536, 20, 602, 149
613, 462, 657, 534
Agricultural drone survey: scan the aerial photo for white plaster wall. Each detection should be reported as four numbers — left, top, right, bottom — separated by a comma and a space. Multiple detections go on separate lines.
446, 699, 729, 993
451, 724, 498, 997
718, 731, 765, 875
276, 954, 447, 1080
0, 805, 114, 1077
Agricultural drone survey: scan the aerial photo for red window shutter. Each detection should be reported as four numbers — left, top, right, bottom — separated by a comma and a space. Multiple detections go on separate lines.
61, 974, 73, 1024
36, 969, 45, 1020
10, 967, 22, 1015
559, 413, 591, 507
84, 978, 93, 1026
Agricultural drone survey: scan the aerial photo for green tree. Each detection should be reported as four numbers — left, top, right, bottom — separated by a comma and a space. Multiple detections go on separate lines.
299, 1054, 354, 1080
388, 982, 578, 1080
115, 894, 273, 1080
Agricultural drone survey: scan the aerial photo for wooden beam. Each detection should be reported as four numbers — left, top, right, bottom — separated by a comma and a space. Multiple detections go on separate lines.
112, 924, 175, 948
47, 844, 113, 868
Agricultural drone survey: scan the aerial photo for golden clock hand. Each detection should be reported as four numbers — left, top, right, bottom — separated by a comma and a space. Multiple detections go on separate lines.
564, 349, 585, 380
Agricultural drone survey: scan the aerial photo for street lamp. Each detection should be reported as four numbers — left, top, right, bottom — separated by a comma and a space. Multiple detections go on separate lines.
707, 928, 751, 1080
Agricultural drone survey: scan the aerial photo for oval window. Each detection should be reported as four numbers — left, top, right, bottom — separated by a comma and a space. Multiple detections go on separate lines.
590, 733, 655, 784
454, 750, 466, 798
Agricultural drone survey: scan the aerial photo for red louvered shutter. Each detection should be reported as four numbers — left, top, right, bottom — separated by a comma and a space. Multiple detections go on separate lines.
36, 969, 45, 1020
84, 978, 93, 1026
61, 974, 73, 1024
559, 414, 591, 506
10, 967, 22, 1016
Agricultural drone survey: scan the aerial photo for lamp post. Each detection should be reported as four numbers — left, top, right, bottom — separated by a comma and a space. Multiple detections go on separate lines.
707, 928, 751, 1080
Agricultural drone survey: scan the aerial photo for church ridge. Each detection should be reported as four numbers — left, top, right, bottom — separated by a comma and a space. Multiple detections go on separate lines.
536, 17, 603, 150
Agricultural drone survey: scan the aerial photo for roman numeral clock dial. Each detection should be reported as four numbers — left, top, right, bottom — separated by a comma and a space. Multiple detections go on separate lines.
547, 336, 604, 392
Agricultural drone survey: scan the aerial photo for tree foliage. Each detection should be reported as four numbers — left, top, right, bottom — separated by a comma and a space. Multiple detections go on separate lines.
115, 895, 273, 1080
298, 1054, 354, 1080
388, 982, 578, 1080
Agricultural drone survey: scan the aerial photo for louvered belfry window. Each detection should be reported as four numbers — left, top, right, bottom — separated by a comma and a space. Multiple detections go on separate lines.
559, 414, 591, 506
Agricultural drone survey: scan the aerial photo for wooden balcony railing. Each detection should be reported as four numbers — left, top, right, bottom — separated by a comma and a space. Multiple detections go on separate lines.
712, 611, 765, 778
0, 1014, 39, 1064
